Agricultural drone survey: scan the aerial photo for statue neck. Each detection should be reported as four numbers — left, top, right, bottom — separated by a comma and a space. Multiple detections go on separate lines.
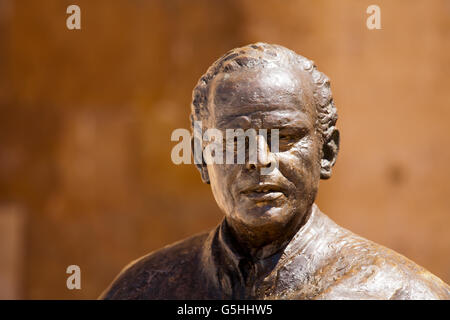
224, 208, 312, 261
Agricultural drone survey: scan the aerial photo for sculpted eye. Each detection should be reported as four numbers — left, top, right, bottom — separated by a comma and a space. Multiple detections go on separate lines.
278, 135, 296, 150
279, 135, 294, 143
273, 128, 309, 152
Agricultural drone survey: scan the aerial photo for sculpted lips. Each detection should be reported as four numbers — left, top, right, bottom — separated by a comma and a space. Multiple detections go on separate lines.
240, 183, 287, 202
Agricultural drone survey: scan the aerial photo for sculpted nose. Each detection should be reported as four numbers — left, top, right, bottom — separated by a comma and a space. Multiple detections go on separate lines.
246, 134, 273, 170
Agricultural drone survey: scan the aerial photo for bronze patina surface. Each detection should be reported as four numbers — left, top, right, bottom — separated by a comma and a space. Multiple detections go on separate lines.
100, 43, 449, 300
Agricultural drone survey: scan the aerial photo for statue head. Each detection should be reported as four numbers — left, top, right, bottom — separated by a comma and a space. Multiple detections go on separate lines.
190, 43, 339, 253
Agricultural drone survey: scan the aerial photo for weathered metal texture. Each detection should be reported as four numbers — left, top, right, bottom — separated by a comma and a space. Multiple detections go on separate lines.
101, 43, 450, 300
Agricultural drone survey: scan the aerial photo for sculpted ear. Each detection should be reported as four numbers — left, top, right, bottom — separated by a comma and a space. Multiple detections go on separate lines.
191, 137, 210, 184
320, 128, 340, 180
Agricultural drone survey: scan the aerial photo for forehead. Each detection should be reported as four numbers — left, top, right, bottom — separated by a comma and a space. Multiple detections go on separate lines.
209, 66, 316, 129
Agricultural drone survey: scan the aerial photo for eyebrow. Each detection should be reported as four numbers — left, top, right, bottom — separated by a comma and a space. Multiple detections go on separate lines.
215, 113, 255, 129
272, 125, 310, 136
262, 115, 314, 132
215, 121, 312, 135
216, 108, 312, 129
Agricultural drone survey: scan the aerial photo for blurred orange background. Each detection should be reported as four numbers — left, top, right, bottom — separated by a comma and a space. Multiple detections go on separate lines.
0, 0, 449, 299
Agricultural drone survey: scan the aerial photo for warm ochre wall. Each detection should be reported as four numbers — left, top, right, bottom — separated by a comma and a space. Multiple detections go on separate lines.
0, 0, 449, 299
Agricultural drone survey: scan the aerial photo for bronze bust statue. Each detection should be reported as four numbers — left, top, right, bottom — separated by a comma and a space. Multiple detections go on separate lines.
100, 43, 449, 299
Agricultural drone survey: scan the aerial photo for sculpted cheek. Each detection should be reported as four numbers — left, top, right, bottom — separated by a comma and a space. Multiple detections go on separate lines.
292, 138, 319, 168
209, 164, 239, 216
277, 139, 321, 188
208, 166, 228, 212
277, 154, 305, 190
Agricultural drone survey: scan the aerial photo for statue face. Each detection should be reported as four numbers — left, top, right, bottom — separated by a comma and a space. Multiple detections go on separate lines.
204, 66, 323, 243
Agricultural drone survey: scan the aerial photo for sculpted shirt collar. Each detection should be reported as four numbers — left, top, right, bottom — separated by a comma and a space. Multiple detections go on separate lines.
202, 204, 320, 299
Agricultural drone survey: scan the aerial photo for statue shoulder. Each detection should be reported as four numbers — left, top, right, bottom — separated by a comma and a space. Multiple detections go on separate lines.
315, 213, 450, 299
99, 231, 210, 300
359, 241, 450, 299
